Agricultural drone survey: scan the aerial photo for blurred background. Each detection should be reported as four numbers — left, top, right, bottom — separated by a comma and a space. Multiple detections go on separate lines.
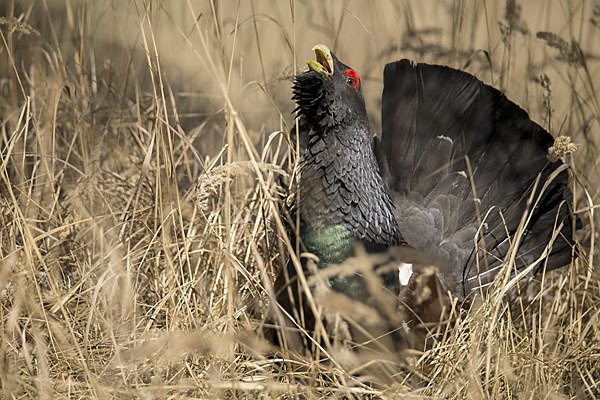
3, 1, 598, 156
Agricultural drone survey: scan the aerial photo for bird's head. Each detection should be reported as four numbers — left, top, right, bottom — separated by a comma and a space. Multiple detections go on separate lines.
292, 44, 367, 135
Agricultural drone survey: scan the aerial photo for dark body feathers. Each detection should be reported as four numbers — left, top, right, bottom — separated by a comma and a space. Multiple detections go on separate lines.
291, 64, 401, 299
275, 51, 578, 347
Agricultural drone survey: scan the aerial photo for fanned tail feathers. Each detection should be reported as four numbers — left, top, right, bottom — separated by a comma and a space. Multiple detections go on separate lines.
380, 60, 578, 298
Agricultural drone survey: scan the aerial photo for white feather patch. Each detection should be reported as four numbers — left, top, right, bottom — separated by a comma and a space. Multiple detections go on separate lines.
436, 135, 453, 144
398, 262, 413, 286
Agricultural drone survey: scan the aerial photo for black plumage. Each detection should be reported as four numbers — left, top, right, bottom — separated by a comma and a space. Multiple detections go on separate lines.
292, 52, 402, 254
380, 60, 577, 298
275, 45, 578, 347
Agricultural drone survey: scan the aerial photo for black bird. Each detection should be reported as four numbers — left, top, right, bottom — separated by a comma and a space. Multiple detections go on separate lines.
275, 44, 578, 347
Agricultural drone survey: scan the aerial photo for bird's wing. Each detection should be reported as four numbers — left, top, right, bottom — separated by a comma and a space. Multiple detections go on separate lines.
380, 60, 578, 298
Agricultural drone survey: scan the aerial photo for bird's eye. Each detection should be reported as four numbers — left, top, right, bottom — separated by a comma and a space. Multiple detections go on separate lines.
344, 69, 360, 92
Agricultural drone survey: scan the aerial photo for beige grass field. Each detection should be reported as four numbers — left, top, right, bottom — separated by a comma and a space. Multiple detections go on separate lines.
1, 0, 599, 398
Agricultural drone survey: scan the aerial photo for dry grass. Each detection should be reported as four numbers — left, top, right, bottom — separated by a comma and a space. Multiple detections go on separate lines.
0, 0, 599, 398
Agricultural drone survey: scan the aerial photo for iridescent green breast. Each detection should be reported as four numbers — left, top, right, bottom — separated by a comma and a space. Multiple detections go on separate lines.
301, 223, 375, 299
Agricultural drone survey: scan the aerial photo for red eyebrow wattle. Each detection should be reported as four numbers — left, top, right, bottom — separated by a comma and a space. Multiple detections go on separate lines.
344, 69, 360, 91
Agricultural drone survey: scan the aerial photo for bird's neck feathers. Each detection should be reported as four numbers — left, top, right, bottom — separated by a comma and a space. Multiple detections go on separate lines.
299, 119, 401, 266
